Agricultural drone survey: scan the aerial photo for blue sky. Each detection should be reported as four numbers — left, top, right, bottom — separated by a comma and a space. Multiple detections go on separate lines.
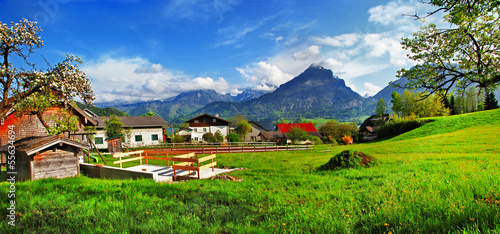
1, 0, 444, 103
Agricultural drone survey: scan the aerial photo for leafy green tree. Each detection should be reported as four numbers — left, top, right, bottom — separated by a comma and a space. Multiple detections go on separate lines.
0, 19, 94, 121
396, 0, 500, 100
236, 120, 252, 141
287, 127, 310, 144
228, 114, 247, 128
226, 132, 241, 142
376, 98, 387, 117
141, 111, 156, 117
318, 120, 359, 143
104, 116, 124, 138
484, 91, 499, 110
214, 130, 224, 143
391, 90, 449, 118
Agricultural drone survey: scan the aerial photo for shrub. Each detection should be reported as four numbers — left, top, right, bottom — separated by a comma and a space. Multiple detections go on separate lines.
202, 132, 217, 143
377, 114, 423, 139
341, 135, 353, 145
226, 132, 241, 142
319, 120, 360, 143
214, 130, 224, 142
318, 150, 379, 171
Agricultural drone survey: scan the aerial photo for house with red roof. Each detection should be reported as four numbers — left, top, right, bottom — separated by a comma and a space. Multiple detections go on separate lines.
276, 123, 322, 144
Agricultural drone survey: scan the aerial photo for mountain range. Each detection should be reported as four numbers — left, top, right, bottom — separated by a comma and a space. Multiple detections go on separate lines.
98, 64, 496, 123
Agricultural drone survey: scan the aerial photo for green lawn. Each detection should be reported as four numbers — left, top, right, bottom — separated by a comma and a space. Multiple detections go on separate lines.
1, 110, 500, 233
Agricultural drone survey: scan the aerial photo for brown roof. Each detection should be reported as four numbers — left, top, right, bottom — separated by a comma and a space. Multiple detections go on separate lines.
259, 131, 286, 139
184, 113, 230, 124
93, 116, 169, 129
68, 103, 98, 126
0, 136, 89, 155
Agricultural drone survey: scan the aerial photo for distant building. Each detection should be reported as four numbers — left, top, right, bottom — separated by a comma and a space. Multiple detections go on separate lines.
242, 121, 270, 142
92, 116, 169, 149
184, 113, 230, 142
277, 123, 322, 144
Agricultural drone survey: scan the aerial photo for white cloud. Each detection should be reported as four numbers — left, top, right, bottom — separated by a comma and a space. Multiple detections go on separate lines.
292, 45, 321, 61
363, 82, 383, 97
237, 61, 294, 89
368, 0, 417, 26
311, 33, 361, 47
83, 56, 240, 102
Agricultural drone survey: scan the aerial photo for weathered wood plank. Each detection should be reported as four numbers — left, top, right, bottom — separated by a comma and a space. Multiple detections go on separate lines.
113, 157, 144, 164
198, 154, 216, 163
199, 162, 217, 171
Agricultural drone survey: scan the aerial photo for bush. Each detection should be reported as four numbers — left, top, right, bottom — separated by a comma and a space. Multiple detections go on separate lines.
377, 115, 423, 139
202, 132, 217, 143
226, 132, 241, 142
319, 120, 360, 143
318, 150, 379, 171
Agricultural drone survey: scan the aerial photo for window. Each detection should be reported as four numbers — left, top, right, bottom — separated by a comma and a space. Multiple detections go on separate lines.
194, 120, 199, 123
95, 137, 103, 145
213, 119, 216, 123
203, 128, 207, 132
151, 134, 158, 141
203, 118, 208, 123
194, 129, 198, 132
135, 135, 143, 142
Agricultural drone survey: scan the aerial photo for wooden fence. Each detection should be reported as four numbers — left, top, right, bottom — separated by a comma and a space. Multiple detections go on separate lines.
141, 145, 313, 154
113, 150, 217, 181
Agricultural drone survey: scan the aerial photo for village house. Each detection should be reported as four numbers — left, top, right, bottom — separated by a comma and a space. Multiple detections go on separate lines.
92, 116, 169, 149
359, 114, 391, 141
184, 113, 230, 142
277, 123, 323, 144
0, 102, 97, 146
242, 121, 270, 142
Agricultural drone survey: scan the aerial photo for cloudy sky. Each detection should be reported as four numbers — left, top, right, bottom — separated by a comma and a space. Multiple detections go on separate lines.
1, 0, 444, 103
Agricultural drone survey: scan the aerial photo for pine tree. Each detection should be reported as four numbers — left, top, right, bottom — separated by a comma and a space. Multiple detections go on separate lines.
484, 92, 499, 110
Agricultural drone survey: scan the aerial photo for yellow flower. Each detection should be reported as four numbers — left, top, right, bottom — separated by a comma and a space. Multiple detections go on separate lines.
384, 223, 389, 226
282, 223, 286, 226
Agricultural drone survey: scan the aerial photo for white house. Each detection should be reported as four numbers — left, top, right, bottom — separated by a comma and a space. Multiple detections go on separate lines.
92, 116, 169, 149
184, 113, 230, 142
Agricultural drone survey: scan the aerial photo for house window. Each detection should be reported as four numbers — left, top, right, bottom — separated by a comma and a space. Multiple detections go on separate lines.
151, 134, 158, 141
95, 137, 103, 145
135, 135, 143, 142
203, 118, 208, 123
194, 120, 199, 123
194, 129, 198, 132
213, 119, 216, 123
203, 128, 207, 132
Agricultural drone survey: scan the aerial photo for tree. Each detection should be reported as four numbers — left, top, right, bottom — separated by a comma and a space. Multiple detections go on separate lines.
1, 19, 94, 123
318, 120, 359, 143
484, 91, 499, 110
391, 90, 449, 118
214, 130, 224, 143
202, 132, 217, 143
104, 116, 123, 138
376, 98, 387, 117
287, 127, 309, 144
236, 120, 252, 141
228, 114, 247, 128
396, 0, 500, 100
141, 111, 156, 117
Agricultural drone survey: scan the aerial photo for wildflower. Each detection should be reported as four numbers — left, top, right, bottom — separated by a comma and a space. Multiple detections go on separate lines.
384, 223, 389, 226
345, 215, 350, 217
470, 218, 475, 221
282, 223, 286, 226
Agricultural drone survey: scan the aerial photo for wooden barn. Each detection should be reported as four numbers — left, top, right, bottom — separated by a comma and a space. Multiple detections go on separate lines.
0, 135, 89, 181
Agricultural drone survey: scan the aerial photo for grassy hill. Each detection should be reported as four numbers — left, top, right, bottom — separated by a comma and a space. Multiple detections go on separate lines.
1, 110, 499, 233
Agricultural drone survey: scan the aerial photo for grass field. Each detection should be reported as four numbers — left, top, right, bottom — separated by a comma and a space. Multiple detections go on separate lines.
1, 109, 500, 233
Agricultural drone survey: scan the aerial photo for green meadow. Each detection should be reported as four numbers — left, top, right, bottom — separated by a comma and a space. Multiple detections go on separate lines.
1, 109, 500, 233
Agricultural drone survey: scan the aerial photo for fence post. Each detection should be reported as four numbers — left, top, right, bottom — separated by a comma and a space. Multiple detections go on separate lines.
140, 152, 143, 165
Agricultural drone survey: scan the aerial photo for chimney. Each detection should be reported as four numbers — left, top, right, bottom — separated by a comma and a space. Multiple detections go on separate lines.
215, 113, 219, 118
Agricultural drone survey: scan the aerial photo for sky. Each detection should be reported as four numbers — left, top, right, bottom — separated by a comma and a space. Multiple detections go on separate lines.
1, 0, 445, 103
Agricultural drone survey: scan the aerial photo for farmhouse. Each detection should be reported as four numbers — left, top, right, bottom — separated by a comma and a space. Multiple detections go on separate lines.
184, 113, 230, 142
258, 130, 286, 143
0, 135, 89, 181
277, 123, 323, 144
92, 116, 169, 149
359, 114, 391, 141
0, 102, 97, 146
242, 121, 270, 142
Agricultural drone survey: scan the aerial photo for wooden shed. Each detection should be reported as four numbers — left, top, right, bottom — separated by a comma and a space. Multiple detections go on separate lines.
106, 135, 123, 154
0, 136, 89, 181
